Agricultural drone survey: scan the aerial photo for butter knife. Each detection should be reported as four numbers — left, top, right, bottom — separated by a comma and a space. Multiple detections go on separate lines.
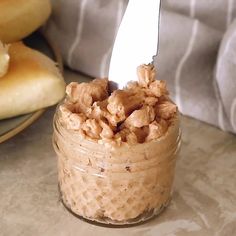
109, 0, 161, 90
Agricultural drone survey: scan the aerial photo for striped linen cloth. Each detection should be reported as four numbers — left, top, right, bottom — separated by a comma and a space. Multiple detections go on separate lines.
44, 0, 236, 134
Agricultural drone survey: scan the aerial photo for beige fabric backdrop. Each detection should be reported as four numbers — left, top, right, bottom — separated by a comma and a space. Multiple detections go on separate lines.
44, 0, 236, 134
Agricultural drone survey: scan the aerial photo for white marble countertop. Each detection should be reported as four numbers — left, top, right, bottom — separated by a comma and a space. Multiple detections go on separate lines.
1, 70, 236, 236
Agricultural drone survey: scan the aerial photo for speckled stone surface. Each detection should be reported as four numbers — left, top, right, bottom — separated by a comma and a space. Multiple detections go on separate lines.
0, 70, 236, 236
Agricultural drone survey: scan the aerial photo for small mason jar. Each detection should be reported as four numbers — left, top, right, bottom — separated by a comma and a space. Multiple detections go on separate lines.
53, 106, 181, 226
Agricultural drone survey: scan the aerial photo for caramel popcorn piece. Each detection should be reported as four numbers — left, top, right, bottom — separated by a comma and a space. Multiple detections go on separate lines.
144, 97, 158, 106
149, 80, 169, 97
126, 132, 138, 145
137, 64, 156, 87
82, 119, 102, 139
89, 101, 107, 120
99, 119, 114, 139
114, 128, 129, 142
60, 105, 86, 130
105, 114, 124, 128
107, 90, 143, 121
131, 126, 149, 143
66, 79, 109, 113
155, 101, 177, 120
66, 79, 108, 102
89, 101, 119, 128
116, 125, 149, 144
92, 78, 109, 92
126, 81, 146, 99
115, 128, 138, 144
146, 119, 168, 141
126, 81, 139, 90
125, 105, 155, 128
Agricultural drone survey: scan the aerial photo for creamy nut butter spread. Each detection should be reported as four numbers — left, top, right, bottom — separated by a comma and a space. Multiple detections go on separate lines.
53, 64, 181, 225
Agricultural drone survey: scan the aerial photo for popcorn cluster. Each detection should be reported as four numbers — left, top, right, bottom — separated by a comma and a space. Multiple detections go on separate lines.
60, 64, 177, 145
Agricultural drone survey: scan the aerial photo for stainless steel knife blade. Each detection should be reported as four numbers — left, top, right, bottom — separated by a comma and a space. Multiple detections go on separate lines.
109, 0, 161, 90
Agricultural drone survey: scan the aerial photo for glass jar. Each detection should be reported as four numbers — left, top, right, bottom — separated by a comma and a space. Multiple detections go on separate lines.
53, 106, 181, 226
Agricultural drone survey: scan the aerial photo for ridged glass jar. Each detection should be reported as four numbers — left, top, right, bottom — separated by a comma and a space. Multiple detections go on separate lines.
53, 107, 181, 226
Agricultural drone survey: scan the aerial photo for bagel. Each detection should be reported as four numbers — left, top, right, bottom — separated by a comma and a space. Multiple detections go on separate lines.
0, 0, 51, 43
0, 42, 65, 120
